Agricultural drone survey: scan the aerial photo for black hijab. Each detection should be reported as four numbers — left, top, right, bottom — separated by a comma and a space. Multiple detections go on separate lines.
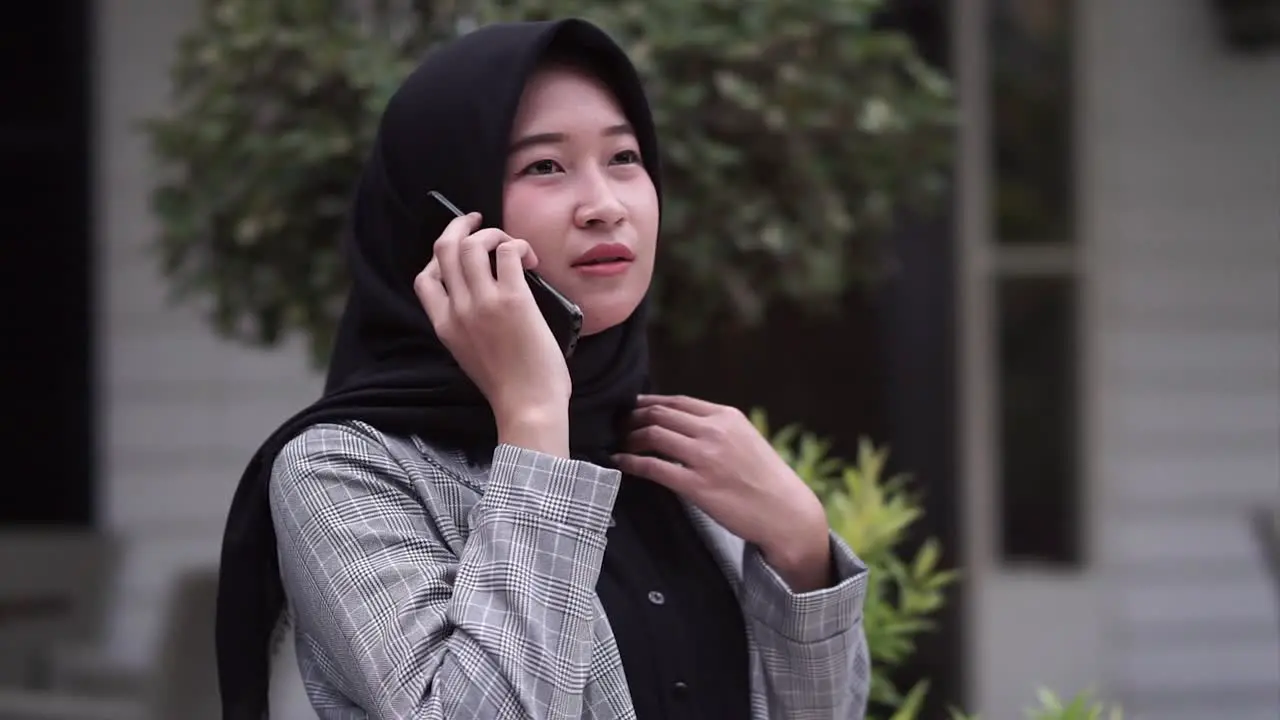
215, 19, 661, 718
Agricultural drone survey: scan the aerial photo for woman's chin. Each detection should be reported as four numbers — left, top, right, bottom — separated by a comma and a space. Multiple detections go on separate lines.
577, 298, 643, 336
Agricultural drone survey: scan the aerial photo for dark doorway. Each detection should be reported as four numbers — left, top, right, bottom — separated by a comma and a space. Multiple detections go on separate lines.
0, 0, 95, 526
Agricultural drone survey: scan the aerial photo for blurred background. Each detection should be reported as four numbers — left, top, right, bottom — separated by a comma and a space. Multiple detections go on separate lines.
1, 0, 1277, 718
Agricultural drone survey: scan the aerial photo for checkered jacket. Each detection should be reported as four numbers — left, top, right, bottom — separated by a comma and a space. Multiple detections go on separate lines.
268, 421, 870, 719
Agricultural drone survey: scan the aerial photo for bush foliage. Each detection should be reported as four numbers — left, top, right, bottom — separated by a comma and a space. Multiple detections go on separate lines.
756, 412, 1123, 720
144, 0, 953, 364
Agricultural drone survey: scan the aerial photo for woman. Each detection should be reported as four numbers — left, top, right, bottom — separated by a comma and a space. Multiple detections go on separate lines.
217, 18, 870, 720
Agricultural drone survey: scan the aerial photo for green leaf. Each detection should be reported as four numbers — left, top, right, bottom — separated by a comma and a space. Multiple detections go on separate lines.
886, 681, 929, 720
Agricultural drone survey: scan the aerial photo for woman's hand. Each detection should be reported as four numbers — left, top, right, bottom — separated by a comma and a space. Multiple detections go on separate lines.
414, 212, 571, 455
612, 394, 833, 592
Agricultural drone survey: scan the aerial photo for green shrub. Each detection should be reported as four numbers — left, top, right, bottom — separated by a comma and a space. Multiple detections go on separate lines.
755, 411, 1124, 720
754, 409, 953, 716
144, 0, 953, 365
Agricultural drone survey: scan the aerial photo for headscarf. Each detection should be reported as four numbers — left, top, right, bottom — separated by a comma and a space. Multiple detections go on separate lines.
215, 19, 661, 718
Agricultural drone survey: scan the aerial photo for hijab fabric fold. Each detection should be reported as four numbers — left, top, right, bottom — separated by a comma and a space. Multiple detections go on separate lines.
215, 19, 662, 718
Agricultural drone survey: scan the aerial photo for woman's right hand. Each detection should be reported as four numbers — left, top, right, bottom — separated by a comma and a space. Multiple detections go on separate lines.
414, 212, 571, 453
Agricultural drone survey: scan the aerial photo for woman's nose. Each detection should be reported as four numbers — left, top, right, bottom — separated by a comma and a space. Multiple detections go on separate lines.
575, 174, 627, 227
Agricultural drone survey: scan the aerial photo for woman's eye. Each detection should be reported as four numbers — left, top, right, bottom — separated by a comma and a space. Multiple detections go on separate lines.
521, 159, 563, 176
611, 149, 642, 165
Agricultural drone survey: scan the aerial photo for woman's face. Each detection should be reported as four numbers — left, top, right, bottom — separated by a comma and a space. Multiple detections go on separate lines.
502, 63, 659, 336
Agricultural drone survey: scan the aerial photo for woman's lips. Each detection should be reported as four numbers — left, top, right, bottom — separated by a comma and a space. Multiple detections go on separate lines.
572, 259, 633, 277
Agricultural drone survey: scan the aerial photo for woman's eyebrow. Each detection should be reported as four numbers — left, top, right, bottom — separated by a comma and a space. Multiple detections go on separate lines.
508, 123, 635, 155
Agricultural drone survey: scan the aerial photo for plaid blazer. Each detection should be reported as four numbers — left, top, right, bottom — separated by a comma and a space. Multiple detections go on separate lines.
268, 421, 870, 719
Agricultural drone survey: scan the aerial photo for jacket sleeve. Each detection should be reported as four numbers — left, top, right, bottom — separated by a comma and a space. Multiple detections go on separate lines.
269, 423, 620, 720
739, 531, 871, 719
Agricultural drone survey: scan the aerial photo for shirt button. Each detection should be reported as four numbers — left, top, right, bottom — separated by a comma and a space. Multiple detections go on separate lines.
647, 590, 665, 605
672, 680, 689, 695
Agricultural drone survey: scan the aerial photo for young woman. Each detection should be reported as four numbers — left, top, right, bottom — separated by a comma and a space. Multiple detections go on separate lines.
217, 18, 870, 720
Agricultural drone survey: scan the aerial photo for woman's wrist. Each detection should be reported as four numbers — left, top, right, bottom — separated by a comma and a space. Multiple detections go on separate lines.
496, 403, 570, 458
759, 495, 833, 593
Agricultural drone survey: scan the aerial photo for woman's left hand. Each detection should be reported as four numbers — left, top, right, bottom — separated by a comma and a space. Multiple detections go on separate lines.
612, 394, 833, 592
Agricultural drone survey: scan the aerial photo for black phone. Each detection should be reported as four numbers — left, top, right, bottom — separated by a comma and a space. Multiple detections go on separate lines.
427, 190, 584, 358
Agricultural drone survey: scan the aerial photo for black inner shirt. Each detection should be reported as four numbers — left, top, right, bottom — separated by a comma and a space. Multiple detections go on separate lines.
596, 477, 752, 719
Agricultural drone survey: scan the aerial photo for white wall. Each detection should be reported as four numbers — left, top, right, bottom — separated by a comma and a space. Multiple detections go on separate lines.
95, 0, 322, 668
962, 1, 1280, 718
1084, 1, 1280, 719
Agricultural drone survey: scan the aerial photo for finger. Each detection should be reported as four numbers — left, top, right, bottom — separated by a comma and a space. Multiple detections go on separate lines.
459, 228, 512, 295
413, 259, 449, 327
630, 404, 703, 438
624, 424, 702, 464
434, 213, 482, 302
636, 394, 724, 417
494, 239, 539, 289
611, 452, 700, 492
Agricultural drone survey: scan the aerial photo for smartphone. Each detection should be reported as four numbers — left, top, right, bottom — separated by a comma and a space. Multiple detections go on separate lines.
427, 191, 584, 358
